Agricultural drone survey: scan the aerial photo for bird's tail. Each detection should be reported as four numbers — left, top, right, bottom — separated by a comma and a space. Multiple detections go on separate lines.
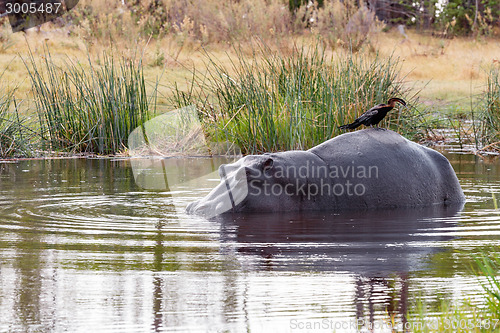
338, 120, 360, 130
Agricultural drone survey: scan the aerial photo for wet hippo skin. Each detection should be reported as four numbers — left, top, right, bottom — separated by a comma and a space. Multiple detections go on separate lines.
187, 129, 465, 217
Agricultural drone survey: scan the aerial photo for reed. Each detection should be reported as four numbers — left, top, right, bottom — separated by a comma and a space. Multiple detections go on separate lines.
474, 253, 500, 316
482, 68, 500, 146
23, 48, 156, 155
0, 77, 34, 158
171, 42, 422, 154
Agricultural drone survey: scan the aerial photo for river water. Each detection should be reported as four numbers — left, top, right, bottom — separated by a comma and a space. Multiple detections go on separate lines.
0, 151, 498, 332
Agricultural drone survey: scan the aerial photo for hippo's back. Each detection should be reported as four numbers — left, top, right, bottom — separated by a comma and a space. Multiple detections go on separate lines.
308, 129, 465, 208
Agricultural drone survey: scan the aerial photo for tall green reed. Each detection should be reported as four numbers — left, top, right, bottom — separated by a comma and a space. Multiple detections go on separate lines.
24, 48, 156, 155
482, 68, 500, 146
171, 42, 422, 155
474, 252, 500, 317
0, 76, 34, 158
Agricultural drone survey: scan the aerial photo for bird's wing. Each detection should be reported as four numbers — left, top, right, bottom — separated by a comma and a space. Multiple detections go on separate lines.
355, 105, 381, 122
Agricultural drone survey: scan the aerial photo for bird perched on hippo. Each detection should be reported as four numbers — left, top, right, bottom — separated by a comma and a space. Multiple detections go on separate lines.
186, 129, 465, 218
339, 98, 406, 130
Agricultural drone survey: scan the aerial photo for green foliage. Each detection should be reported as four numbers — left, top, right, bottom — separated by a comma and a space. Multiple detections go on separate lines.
23, 48, 156, 155
366, 0, 497, 36
481, 68, 500, 145
439, 0, 476, 35
474, 252, 500, 316
170, 42, 425, 155
437, 0, 499, 36
0, 84, 34, 158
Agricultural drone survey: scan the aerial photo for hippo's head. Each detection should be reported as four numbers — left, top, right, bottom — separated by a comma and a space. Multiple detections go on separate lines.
186, 151, 327, 218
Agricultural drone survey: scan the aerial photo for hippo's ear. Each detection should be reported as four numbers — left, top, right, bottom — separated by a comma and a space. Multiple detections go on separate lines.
262, 157, 274, 171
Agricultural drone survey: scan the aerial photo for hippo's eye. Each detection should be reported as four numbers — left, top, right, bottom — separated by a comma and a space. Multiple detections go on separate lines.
263, 158, 273, 171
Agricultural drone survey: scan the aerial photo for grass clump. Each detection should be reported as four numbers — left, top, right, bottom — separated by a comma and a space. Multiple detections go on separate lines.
171, 42, 423, 154
474, 253, 500, 316
0, 76, 34, 158
481, 68, 500, 146
24, 48, 156, 155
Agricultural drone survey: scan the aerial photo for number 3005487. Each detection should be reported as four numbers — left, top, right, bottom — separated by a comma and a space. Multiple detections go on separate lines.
5, 2, 62, 15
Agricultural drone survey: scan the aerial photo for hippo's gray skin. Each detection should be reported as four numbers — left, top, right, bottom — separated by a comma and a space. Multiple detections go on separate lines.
186, 129, 465, 217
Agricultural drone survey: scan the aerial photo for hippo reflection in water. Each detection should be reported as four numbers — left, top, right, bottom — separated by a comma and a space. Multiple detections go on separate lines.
186, 129, 465, 218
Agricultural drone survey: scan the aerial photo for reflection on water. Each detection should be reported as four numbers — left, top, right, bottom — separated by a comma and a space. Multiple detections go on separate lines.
0, 153, 497, 332
218, 206, 462, 275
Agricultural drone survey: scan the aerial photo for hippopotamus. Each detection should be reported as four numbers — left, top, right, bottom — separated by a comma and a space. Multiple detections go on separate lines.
186, 129, 465, 218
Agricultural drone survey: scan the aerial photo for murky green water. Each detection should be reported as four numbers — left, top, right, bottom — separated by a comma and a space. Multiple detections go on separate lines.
0, 152, 499, 332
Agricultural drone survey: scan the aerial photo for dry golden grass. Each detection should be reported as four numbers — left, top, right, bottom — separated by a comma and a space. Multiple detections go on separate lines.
374, 29, 500, 107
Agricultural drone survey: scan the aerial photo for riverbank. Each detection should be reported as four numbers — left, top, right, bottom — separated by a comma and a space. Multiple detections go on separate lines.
1, 25, 500, 157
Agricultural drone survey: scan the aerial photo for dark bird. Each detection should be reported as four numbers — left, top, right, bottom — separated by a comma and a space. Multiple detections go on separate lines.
338, 98, 406, 130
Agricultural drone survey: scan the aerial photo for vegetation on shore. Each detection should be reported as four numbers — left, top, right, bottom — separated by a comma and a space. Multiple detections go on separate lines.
170, 43, 424, 154
0, 76, 34, 157
1, 0, 500, 156
0, 37, 499, 157
481, 69, 500, 151
475, 253, 500, 316
24, 48, 156, 154
0, 0, 499, 155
